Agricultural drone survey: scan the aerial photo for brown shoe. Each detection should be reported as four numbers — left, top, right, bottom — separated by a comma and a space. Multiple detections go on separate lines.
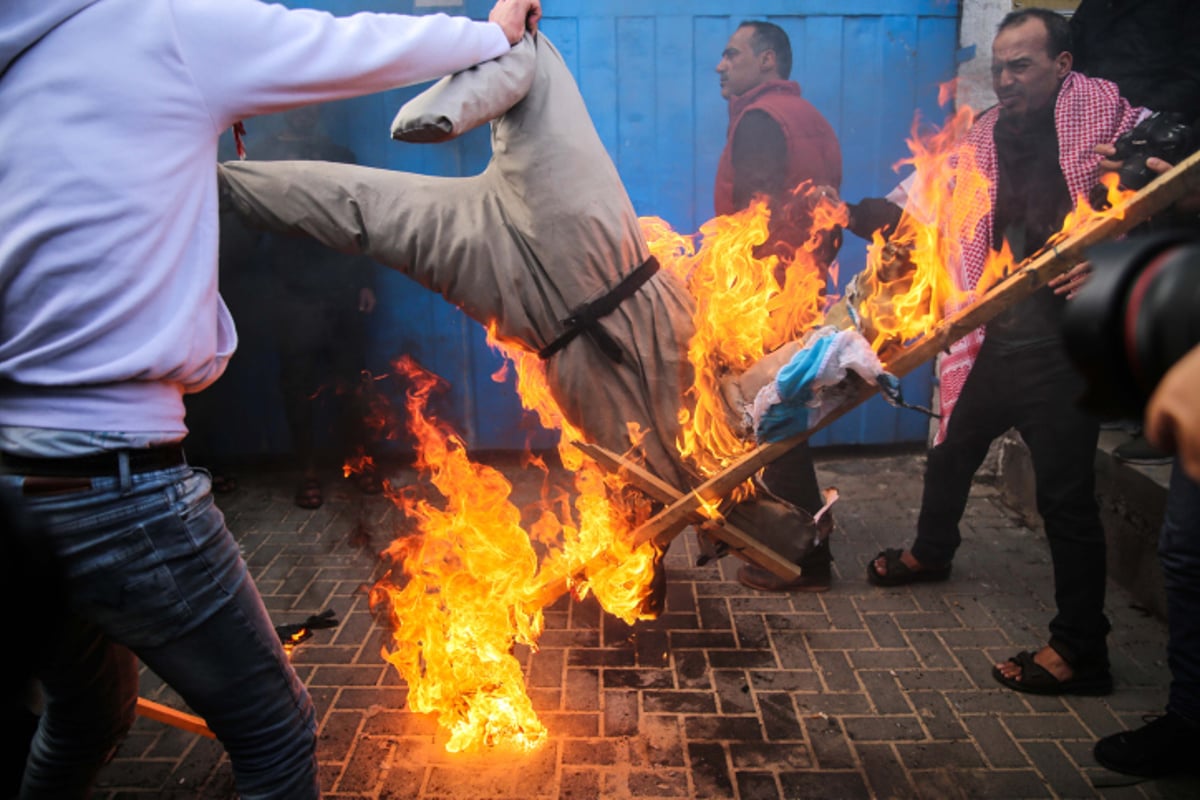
737, 562, 831, 593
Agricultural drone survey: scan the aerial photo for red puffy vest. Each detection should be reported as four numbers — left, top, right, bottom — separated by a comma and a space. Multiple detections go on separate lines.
713, 80, 842, 217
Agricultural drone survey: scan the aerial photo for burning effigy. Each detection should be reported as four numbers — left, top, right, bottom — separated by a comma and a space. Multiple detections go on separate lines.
217, 30, 1188, 751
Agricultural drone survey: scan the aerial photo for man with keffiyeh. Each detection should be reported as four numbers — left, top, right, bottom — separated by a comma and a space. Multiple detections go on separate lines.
865, 8, 1147, 698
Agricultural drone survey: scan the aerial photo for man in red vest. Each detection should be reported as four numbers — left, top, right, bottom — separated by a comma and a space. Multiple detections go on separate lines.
714, 20, 843, 592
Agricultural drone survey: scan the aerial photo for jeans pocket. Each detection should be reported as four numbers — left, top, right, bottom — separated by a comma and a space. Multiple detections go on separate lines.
81, 523, 195, 649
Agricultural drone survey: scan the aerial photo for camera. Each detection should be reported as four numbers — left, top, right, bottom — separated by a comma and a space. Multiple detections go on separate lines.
1110, 112, 1195, 191
1062, 232, 1200, 419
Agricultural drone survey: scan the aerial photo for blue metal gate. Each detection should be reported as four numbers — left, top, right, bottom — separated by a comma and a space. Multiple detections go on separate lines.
221, 0, 961, 456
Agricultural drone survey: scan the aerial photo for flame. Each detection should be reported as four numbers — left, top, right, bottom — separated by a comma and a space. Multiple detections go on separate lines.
369, 338, 659, 752
370, 356, 547, 754
642, 183, 846, 491
368, 91, 1143, 753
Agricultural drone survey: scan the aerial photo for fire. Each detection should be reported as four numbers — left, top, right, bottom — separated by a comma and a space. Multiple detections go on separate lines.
369, 343, 659, 752
370, 356, 547, 753
367, 92, 1142, 754
644, 183, 845, 489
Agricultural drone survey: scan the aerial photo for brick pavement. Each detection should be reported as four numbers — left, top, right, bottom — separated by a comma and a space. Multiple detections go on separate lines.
93, 450, 1200, 799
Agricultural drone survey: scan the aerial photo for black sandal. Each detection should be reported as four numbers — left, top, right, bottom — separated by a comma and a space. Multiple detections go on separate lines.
211, 473, 238, 494
294, 478, 323, 509
992, 650, 1113, 696
867, 547, 951, 587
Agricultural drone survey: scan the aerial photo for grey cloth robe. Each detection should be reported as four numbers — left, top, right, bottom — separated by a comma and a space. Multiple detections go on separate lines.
219, 33, 821, 562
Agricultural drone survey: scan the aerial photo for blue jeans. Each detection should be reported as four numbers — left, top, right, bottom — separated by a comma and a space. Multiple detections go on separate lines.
1161, 463, 1200, 723
2, 464, 318, 800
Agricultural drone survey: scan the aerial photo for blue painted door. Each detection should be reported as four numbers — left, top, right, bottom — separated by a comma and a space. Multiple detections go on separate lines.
220, 0, 961, 456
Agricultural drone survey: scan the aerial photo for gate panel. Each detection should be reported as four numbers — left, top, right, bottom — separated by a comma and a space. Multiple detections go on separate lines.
223, 1, 961, 456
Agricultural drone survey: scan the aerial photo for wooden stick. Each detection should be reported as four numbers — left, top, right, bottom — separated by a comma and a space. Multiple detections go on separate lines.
536, 150, 1200, 606
632, 149, 1200, 545
572, 441, 804, 576
135, 696, 215, 739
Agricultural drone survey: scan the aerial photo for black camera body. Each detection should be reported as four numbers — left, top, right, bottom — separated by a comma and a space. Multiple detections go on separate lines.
1062, 232, 1200, 419
1110, 112, 1195, 191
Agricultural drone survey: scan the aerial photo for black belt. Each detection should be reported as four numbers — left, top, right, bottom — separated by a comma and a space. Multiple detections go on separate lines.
0, 444, 187, 479
538, 255, 660, 364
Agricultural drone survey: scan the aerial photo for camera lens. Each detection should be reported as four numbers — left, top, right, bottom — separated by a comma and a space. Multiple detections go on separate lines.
1062, 232, 1200, 418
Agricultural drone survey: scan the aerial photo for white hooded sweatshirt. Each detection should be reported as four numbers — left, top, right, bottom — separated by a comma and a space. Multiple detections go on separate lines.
0, 0, 508, 444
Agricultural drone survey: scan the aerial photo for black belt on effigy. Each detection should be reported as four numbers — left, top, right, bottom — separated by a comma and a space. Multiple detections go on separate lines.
0, 444, 187, 478
537, 255, 660, 364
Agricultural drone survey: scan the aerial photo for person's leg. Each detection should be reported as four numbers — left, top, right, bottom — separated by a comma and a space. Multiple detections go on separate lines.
994, 349, 1110, 693
1161, 464, 1200, 723
327, 305, 381, 492
277, 300, 326, 507
876, 349, 1010, 578
15, 466, 319, 800
20, 620, 139, 799
738, 441, 833, 591
1093, 463, 1200, 775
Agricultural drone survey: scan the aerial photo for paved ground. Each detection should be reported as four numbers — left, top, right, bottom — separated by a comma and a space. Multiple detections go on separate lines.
93, 449, 1200, 799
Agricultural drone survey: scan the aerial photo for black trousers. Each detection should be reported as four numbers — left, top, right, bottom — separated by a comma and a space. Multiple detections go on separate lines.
913, 339, 1110, 668
760, 441, 828, 566
275, 295, 371, 470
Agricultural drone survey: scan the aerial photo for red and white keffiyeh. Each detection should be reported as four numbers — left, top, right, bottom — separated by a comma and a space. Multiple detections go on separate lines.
934, 72, 1146, 444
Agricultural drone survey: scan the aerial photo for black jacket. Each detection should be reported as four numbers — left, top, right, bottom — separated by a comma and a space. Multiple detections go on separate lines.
1070, 0, 1200, 116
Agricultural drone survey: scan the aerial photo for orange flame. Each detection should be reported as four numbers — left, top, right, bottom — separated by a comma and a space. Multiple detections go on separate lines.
369, 93, 1142, 753
370, 356, 547, 753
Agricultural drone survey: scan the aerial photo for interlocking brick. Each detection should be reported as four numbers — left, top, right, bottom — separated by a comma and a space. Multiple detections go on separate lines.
757, 692, 804, 741
603, 689, 639, 737
843, 715, 926, 743
735, 770, 782, 800
778, 770, 872, 799
712, 669, 756, 715
92, 457, 1200, 799
854, 742, 919, 800
907, 690, 971, 740
862, 612, 910, 648
684, 714, 764, 743
803, 716, 856, 769
1021, 740, 1096, 799
644, 690, 718, 714
961, 714, 1029, 768
1003, 712, 1091, 740
895, 740, 988, 770
857, 670, 913, 715
687, 742, 735, 798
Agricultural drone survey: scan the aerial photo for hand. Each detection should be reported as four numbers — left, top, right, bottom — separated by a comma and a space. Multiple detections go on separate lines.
489, 0, 541, 45
358, 287, 376, 314
812, 185, 842, 204
1049, 260, 1091, 300
1094, 142, 1121, 173
1145, 343, 1200, 483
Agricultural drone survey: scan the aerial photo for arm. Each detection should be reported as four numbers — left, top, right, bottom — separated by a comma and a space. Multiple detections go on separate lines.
174, 0, 516, 128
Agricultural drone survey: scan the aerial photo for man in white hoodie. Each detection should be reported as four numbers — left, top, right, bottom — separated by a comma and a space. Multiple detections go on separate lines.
0, 1, 539, 797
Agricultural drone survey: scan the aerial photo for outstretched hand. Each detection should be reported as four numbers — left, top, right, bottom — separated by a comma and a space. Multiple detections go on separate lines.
1146, 343, 1200, 483
489, 0, 541, 44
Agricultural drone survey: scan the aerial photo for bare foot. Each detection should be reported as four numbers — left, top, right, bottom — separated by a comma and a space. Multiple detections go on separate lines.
872, 549, 924, 577
994, 645, 1072, 683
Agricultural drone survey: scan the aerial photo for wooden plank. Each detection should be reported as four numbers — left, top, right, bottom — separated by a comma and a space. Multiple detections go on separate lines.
691, 15, 731, 229
571, 441, 805, 579
135, 697, 215, 740
579, 17, 619, 164
654, 17, 695, 233
626, 149, 1200, 547
616, 17, 657, 216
